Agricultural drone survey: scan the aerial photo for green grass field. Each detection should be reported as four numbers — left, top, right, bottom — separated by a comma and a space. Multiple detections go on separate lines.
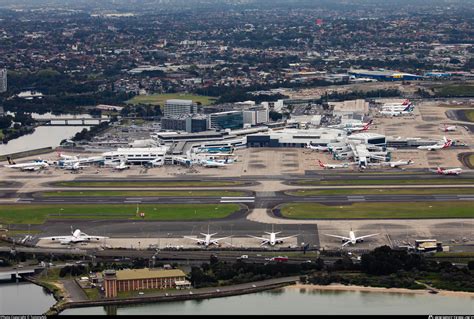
0, 204, 240, 224
54, 181, 247, 188
286, 188, 474, 196
464, 109, 474, 122
126, 93, 216, 106
469, 154, 474, 167
435, 85, 474, 97
40, 190, 247, 197
279, 202, 474, 219
293, 179, 474, 186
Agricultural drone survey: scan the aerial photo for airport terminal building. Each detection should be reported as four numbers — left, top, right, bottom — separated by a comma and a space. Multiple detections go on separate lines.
246, 128, 347, 148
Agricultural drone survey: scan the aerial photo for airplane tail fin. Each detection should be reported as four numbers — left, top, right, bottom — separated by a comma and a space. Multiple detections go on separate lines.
318, 160, 325, 168
363, 120, 373, 130
436, 167, 443, 174
6, 156, 12, 165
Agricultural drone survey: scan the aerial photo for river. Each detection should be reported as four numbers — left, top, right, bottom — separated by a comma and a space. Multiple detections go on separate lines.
0, 113, 109, 155
0, 281, 56, 315
60, 286, 473, 316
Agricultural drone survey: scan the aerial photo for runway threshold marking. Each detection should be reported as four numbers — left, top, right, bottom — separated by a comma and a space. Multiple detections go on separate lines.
220, 196, 255, 203
347, 196, 365, 202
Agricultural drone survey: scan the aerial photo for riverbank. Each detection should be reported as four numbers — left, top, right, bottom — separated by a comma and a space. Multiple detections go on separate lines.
287, 283, 474, 298
43, 276, 300, 315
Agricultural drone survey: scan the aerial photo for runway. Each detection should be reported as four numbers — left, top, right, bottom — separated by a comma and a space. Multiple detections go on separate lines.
14, 192, 474, 206
1, 173, 473, 251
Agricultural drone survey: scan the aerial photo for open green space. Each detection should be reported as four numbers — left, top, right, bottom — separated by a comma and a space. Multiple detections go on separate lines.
126, 93, 216, 106
0, 204, 241, 224
293, 179, 474, 186
469, 154, 474, 167
278, 202, 474, 219
432, 252, 474, 259
435, 84, 474, 97
40, 190, 247, 197
463, 109, 474, 122
54, 180, 247, 188
286, 188, 474, 196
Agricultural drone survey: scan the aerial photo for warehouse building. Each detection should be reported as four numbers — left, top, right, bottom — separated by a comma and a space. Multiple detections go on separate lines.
103, 268, 187, 298
348, 69, 423, 81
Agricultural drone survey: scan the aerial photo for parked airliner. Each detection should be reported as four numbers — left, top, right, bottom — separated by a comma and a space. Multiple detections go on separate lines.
325, 230, 379, 247
40, 227, 108, 245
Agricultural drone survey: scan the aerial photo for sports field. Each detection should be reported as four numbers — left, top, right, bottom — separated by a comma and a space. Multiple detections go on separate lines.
126, 93, 216, 106
278, 202, 474, 219
0, 204, 241, 224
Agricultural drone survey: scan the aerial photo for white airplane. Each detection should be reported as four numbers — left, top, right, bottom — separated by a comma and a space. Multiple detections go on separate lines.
306, 143, 329, 152
40, 227, 109, 245
201, 160, 228, 168
417, 137, 452, 151
4, 157, 49, 171
57, 152, 78, 161
441, 125, 457, 132
318, 159, 349, 169
435, 167, 462, 175
184, 226, 231, 247
63, 162, 87, 170
248, 225, 298, 247
114, 160, 130, 170
379, 104, 414, 117
325, 229, 379, 247
381, 99, 411, 109
342, 120, 373, 133
383, 159, 413, 168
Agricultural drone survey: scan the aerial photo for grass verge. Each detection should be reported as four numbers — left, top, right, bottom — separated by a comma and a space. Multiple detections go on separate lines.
54, 181, 247, 188
0, 203, 241, 224
278, 202, 474, 219
286, 188, 474, 196
293, 179, 474, 186
39, 190, 247, 197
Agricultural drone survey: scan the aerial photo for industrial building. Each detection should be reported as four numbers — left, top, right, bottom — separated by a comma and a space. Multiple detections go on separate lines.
163, 99, 198, 117
330, 99, 369, 121
348, 69, 423, 81
103, 268, 187, 298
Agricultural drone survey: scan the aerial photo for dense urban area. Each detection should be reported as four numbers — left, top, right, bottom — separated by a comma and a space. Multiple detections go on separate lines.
0, 0, 473, 316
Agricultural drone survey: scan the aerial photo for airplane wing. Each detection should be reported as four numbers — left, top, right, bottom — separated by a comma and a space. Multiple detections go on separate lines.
212, 236, 232, 242
184, 236, 203, 242
355, 233, 379, 241
39, 236, 71, 241
84, 236, 109, 240
277, 234, 299, 241
341, 240, 352, 247
325, 234, 350, 241
248, 235, 269, 241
